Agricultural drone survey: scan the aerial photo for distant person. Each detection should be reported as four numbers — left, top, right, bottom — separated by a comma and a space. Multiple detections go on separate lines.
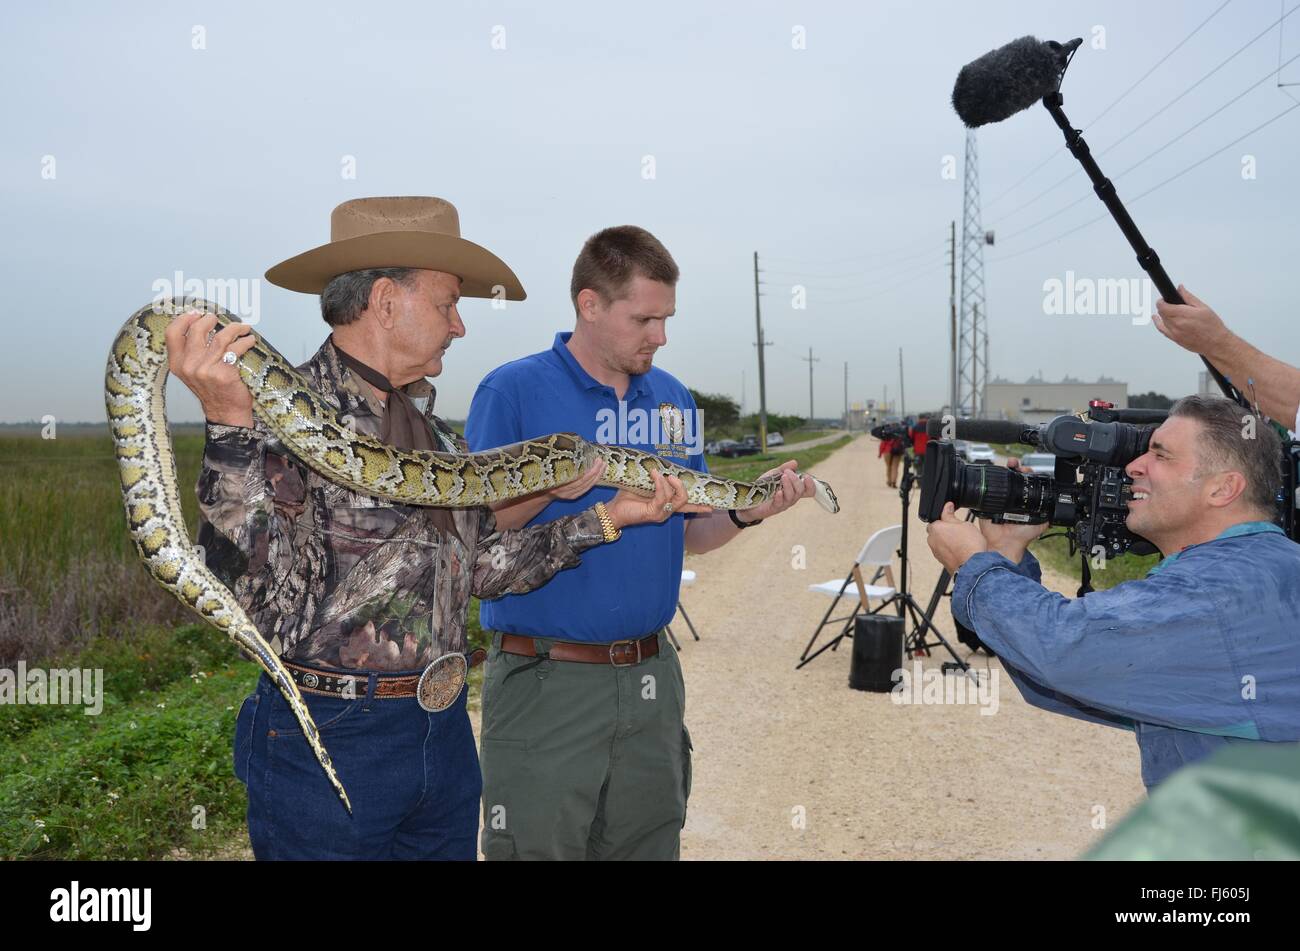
910, 415, 930, 481
878, 432, 902, 488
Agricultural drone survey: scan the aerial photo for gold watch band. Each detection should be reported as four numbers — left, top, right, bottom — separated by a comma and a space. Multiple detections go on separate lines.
594, 502, 622, 542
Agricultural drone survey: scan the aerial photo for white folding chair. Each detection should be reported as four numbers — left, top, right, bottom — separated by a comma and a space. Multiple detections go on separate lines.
797, 525, 902, 668
665, 570, 702, 651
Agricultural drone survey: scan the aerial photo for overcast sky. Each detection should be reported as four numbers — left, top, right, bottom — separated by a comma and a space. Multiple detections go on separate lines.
3, 0, 1297, 424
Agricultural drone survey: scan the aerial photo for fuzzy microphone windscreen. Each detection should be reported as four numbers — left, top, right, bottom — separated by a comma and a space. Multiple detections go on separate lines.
952, 36, 1076, 128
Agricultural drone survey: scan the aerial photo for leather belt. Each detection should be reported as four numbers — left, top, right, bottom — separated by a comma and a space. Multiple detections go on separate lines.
283, 651, 486, 699
499, 631, 661, 667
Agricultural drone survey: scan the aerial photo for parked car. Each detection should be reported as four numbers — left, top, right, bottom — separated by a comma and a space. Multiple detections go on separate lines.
704, 440, 721, 456
766, 432, 784, 447
741, 434, 759, 448
952, 439, 971, 460
1018, 452, 1057, 475
966, 443, 995, 464
715, 439, 760, 458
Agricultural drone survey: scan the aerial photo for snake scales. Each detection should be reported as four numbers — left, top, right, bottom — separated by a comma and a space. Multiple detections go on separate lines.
105, 298, 840, 811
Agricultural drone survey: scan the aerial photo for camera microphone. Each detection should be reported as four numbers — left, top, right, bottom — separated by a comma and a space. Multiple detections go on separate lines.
948, 33, 1246, 409
951, 36, 1081, 128
924, 416, 1039, 446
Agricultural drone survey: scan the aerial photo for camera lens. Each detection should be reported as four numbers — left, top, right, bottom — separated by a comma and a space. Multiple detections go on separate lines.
920, 442, 1056, 522
956, 462, 1055, 519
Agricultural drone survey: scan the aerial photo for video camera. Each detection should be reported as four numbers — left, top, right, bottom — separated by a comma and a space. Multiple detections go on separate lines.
869, 421, 913, 445
919, 401, 1164, 560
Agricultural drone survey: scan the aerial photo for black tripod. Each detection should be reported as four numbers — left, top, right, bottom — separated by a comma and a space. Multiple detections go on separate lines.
892, 455, 970, 671
798, 454, 971, 673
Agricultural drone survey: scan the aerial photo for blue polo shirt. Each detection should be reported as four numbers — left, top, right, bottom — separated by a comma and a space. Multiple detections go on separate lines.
466, 332, 708, 642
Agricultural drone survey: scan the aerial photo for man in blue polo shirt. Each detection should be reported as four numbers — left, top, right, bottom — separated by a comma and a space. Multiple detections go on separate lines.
466, 225, 817, 860
926, 394, 1300, 792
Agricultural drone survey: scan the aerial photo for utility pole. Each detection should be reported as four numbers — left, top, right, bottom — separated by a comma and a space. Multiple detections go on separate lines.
948, 219, 957, 417
898, 347, 905, 419
983, 330, 989, 412
753, 252, 771, 450
843, 362, 848, 429
801, 347, 820, 422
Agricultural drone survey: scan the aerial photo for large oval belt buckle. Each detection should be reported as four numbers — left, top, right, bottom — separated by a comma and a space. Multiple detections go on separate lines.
417, 652, 468, 713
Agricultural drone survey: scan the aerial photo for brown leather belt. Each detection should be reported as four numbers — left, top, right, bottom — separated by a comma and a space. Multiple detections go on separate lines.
499, 632, 661, 667
284, 651, 486, 699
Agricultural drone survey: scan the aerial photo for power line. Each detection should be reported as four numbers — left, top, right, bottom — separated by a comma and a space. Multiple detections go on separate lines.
797, 257, 948, 306
763, 243, 944, 281
767, 254, 945, 294
996, 48, 1300, 246
763, 235, 941, 270
1112, 50, 1300, 177
991, 2, 1300, 229
1281, 0, 1300, 90
988, 98, 1300, 264
984, 0, 1237, 209
779, 256, 947, 304
1087, 0, 1237, 128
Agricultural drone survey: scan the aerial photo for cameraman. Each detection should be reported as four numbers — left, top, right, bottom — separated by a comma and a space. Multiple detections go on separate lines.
1155, 285, 1300, 433
926, 395, 1300, 791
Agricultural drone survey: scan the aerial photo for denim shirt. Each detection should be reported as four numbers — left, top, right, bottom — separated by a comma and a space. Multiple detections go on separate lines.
951, 522, 1300, 790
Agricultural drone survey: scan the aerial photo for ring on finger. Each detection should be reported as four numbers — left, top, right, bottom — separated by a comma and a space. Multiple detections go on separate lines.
205, 328, 217, 349
663, 502, 674, 513
222, 351, 238, 365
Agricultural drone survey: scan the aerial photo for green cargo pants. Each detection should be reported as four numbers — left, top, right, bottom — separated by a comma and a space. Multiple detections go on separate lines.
479, 630, 692, 861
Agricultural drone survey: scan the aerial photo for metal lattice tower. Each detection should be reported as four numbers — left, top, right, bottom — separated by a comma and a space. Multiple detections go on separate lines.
958, 129, 990, 418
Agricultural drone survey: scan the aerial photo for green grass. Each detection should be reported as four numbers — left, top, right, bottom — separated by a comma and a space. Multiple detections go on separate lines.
782, 429, 830, 444
0, 624, 257, 860
0, 431, 203, 577
0, 432, 205, 665
0, 610, 491, 860
704, 434, 853, 483
1028, 532, 1161, 591
0, 430, 494, 859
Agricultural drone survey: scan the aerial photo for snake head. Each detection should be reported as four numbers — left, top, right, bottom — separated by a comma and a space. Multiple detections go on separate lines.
812, 478, 840, 514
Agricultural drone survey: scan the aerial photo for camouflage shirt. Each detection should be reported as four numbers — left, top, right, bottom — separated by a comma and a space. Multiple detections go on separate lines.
195, 336, 606, 672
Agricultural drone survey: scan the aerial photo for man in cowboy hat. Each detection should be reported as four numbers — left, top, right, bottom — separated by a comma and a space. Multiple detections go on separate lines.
166, 197, 693, 860
466, 225, 818, 860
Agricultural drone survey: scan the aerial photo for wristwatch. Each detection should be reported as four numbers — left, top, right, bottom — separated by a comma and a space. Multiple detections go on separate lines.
594, 502, 622, 542
728, 509, 762, 530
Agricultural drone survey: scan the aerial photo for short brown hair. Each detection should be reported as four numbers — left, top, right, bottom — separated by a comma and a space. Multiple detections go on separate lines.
570, 226, 679, 313
1168, 394, 1282, 514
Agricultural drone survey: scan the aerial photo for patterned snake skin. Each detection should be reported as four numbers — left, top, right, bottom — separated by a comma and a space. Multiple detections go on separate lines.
105, 298, 840, 811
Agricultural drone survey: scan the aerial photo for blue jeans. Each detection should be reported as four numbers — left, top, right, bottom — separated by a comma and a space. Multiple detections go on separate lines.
234, 670, 481, 860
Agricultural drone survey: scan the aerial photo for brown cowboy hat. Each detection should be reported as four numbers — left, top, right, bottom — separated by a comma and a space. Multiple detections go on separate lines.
264, 196, 526, 300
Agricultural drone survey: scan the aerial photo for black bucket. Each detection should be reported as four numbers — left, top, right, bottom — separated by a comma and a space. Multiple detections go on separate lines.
849, 614, 904, 692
